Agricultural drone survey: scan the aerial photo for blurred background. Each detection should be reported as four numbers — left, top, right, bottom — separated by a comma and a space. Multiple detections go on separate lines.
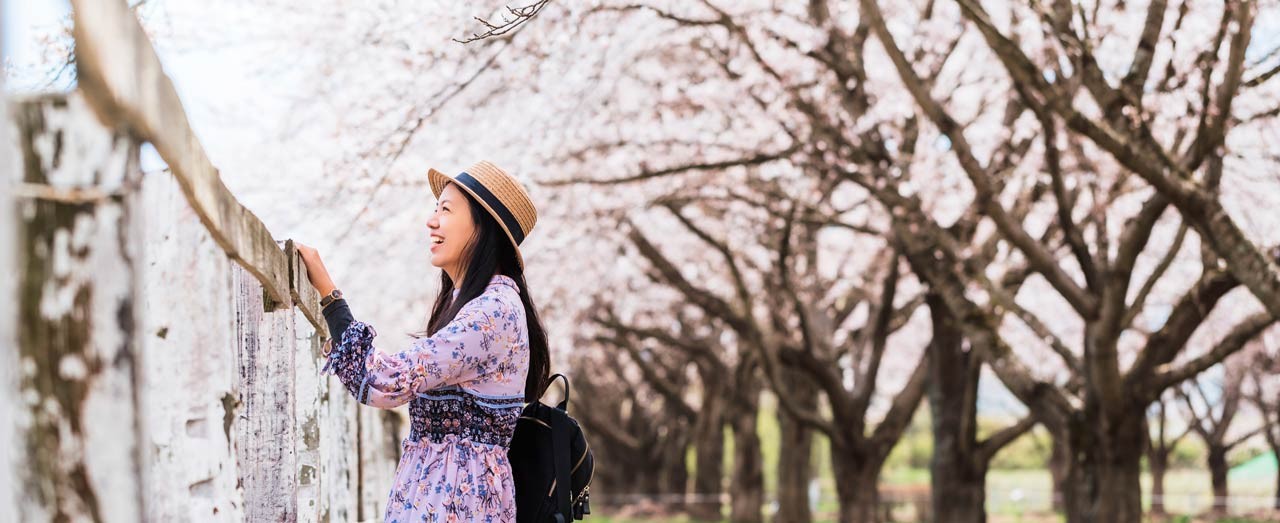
4, 1, 1280, 522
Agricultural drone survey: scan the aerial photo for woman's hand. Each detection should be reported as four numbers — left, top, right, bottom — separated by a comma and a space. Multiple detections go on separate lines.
295, 242, 337, 297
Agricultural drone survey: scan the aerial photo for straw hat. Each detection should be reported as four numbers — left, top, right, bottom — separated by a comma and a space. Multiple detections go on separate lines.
428, 161, 538, 271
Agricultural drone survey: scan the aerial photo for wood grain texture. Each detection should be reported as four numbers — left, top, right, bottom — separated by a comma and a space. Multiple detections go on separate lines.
234, 266, 298, 522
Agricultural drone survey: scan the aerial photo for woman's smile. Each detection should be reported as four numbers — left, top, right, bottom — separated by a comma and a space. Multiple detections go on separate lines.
426, 183, 478, 285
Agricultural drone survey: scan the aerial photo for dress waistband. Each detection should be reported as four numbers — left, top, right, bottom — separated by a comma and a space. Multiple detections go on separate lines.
407, 389, 522, 447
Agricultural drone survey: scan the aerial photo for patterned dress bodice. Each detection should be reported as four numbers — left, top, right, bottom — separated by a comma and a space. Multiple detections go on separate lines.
408, 386, 524, 446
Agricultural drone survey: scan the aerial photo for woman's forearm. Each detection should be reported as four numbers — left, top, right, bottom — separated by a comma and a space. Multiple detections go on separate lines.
294, 243, 336, 296
310, 268, 337, 297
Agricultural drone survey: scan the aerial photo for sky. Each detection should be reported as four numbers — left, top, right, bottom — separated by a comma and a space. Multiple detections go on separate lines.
3, 0, 295, 189
2, 1, 69, 75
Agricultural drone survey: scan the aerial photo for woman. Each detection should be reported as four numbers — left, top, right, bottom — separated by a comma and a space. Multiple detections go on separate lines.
296, 160, 550, 522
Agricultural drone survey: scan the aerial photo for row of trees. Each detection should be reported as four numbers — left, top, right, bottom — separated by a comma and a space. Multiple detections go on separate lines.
538, 1, 1280, 522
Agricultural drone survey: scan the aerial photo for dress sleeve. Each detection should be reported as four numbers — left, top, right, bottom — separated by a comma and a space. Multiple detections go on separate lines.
319, 294, 510, 409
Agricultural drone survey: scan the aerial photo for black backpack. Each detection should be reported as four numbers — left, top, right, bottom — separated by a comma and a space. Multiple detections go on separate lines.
508, 374, 594, 522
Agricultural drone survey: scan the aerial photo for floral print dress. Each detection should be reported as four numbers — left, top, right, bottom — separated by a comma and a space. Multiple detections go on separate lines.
322, 273, 529, 523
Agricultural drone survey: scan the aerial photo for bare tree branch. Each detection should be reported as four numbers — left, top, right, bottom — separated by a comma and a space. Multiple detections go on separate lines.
1122, 220, 1189, 329
1151, 312, 1276, 392
544, 144, 798, 186
454, 0, 552, 44
978, 415, 1038, 463
594, 333, 698, 420
1127, 269, 1239, 389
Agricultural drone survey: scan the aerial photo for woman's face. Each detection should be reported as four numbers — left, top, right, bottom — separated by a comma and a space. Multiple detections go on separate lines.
427, 183, 476, 284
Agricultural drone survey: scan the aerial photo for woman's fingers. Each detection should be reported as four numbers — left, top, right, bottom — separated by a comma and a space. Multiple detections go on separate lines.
296, 243, 318, 263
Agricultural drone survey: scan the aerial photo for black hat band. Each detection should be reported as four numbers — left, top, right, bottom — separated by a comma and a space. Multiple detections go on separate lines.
456, 171, 526, 245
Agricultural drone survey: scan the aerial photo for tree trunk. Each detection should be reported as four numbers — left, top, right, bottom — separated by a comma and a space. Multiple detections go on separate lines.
1149, 450, 1168, 516
1048, 436, 1069, 513
927, 295, 985, 523
1207, 445, 1229, 515
1056, 414, 1145, 523
690, 391, 725, 520
729, 404, 764, 523
830, 444, 882, 523
774, 370, 816, 523
1274, 461, 1280, 511
663, 436, 690, 513
639, 450, 662, 499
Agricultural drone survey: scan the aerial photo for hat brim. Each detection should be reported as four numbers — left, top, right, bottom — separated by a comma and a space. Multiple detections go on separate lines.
428, 167, 526, 271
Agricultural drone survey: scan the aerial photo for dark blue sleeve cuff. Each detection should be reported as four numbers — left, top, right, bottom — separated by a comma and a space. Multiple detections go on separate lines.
322, 299, 353, 341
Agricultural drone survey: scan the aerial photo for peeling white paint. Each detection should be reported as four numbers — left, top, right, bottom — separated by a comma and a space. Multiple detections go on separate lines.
139, 169, 246, 522
56, 355, 87, 380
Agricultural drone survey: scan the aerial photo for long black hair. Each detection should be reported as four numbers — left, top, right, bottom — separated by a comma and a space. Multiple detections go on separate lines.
412, 182, 551, 402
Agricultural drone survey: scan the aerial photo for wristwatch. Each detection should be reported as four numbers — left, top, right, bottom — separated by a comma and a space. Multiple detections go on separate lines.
320, 288, 344, 308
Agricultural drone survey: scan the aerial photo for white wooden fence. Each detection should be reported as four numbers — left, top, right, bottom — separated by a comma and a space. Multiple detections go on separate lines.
2, 1, 400, 521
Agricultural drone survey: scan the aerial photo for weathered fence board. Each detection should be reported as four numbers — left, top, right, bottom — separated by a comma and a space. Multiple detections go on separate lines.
234, 267, 299, 521
294, 310, 358, 523
3, 3, 402, 521
0, 52, 20, 523
138, 167, 245, 521
12, 93, 146, 521
359, 408, 404, 520
136, 144, 384, 522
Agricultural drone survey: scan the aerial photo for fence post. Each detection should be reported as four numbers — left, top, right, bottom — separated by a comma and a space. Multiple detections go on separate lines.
0, 35, 20, 522
11, 92, 147, 521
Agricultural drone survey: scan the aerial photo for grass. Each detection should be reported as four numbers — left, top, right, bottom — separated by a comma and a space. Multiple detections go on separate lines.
590, 468, 1277, 522
598, 397, 1278, 522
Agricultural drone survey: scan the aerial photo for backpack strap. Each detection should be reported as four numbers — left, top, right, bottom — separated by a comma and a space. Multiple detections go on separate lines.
551, 399, 574, 520
548, 373, 570, 411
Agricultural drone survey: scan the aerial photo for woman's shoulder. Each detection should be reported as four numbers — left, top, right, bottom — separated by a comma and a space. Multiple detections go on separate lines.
486, 273, 520, 294
461, 274, 523, 319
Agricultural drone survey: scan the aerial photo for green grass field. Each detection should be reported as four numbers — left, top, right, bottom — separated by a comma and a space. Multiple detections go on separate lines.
593, 459, 1278, 522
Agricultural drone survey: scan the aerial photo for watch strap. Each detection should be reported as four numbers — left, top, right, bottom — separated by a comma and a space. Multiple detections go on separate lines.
320, 289, 343, 307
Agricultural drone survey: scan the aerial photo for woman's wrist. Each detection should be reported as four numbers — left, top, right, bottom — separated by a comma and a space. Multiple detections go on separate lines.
316, 282, 337, 297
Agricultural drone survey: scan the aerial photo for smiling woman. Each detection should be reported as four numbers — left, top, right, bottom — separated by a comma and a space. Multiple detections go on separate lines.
295, 160, 550, 522
426, 182, 477, 287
